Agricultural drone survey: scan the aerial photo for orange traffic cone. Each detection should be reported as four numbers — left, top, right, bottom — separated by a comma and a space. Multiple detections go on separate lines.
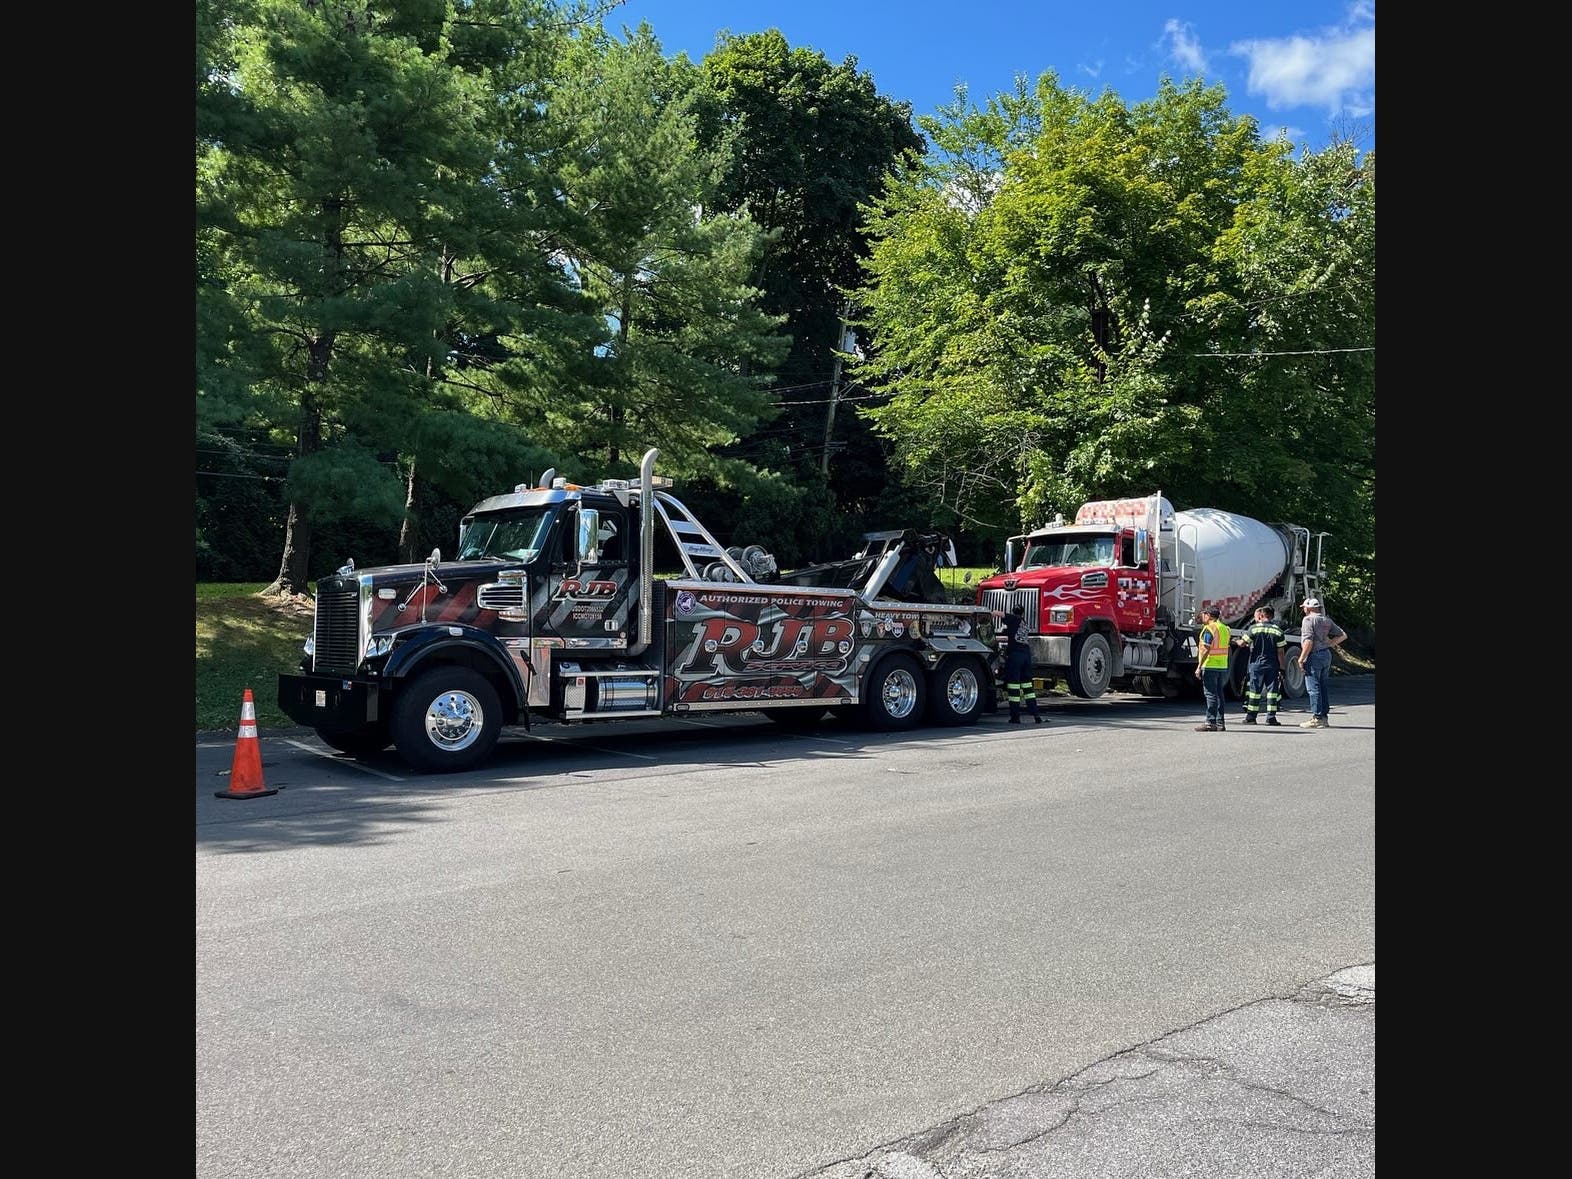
215, 688, 278, 800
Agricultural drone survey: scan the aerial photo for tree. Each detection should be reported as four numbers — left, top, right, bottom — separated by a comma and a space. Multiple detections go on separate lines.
696, 31, 925, 508
521, 21, 789, 483
196, 0, 592, 593
853, 74, 1374, 623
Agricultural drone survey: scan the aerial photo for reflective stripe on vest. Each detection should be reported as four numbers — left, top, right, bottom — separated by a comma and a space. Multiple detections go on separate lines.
1202, 621, 1231, 669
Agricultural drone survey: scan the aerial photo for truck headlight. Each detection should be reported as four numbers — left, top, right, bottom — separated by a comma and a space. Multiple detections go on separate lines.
1049, 605, 1074, 625
303, 636, 314, 657
365, 634, 395, 659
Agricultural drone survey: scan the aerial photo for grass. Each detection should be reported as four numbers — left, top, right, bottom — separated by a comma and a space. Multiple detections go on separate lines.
196, 583, 314, 731
937, 567, 997, 603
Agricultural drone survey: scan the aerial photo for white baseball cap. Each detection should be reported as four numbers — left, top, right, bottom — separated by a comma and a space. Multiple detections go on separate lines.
1301, 597, 1321, 609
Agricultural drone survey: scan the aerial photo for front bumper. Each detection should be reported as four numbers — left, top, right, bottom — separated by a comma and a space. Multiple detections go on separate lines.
1027, 635, 1073, 668
278, 673, 382, 731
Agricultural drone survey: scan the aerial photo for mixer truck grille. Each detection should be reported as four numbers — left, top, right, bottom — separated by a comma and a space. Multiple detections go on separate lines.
980, 588, 1040, 632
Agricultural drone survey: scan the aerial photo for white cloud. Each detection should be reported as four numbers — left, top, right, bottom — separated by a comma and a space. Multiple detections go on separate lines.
1078, 59, 1104, 80
1228, 9, 1375, 115
1161, 19, 1208, 73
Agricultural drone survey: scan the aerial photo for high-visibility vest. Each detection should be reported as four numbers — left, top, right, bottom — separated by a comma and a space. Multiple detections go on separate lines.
1201, 620, 1231, 669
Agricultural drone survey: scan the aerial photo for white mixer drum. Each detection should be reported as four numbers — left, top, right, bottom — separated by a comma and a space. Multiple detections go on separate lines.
1175, 509, 1292, 625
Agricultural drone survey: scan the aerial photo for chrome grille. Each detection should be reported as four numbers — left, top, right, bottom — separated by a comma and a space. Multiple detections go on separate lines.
979, 588, 1039, 632
477, 581, 525, 611
312, 585, 364, 673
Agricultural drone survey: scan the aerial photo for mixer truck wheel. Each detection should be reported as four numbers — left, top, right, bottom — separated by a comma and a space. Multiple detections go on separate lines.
1279, 657, 1308, 699
1226, 647, 1250, 701
1067, 633, 1112, 699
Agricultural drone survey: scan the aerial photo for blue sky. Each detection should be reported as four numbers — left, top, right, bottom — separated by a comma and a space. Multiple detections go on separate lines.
612, 0, 1375, 154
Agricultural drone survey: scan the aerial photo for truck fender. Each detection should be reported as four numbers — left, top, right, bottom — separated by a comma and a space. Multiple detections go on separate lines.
381, 626, 527, 706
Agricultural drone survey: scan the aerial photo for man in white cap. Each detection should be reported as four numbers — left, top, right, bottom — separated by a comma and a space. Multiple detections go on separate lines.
1295, 597, 1346, 728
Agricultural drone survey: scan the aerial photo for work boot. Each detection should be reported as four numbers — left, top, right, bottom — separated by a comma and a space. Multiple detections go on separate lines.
1008, 715, 1021, 724
1299, 717, 1326, 728
1264, 716, 1281, 726
1194, 723, 1217, 732
1032, 715, 1044, 724
1242, 714, 1257, 725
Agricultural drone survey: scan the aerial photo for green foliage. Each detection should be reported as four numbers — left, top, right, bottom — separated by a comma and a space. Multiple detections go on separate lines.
696, 30, 926, 508
197, 0, 592, 590
526, 22, 790, 481
854, 74, 1375, 628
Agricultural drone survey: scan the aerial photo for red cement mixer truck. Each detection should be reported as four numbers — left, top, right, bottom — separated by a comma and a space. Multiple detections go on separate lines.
975, 493, 1329, 701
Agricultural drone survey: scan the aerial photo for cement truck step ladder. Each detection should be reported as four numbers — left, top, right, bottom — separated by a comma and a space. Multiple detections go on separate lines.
1176, 518, 1199, 622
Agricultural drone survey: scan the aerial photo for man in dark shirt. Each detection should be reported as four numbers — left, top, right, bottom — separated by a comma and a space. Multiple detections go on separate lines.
1233, 605, 1288, 725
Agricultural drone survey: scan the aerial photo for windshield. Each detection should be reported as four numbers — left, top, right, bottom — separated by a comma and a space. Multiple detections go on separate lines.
1020, 534, 1115, 570
457, 507, 556, 562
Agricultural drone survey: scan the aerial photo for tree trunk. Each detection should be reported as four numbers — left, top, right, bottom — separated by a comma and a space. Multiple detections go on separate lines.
608, 273, 634, 467
263, 376, 325, 597
264, 201, 343, 598
397, 457, 418, 563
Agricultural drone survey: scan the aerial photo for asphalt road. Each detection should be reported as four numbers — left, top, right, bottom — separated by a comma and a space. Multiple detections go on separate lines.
196, 678, 1375, 1178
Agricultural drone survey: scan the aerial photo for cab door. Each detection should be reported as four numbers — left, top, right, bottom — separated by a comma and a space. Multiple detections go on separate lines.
1113, 528, 1156, 632
547, 504, 638, 648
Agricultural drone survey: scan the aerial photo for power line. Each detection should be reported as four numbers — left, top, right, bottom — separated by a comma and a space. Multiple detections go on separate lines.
1188, 345, 1377, 355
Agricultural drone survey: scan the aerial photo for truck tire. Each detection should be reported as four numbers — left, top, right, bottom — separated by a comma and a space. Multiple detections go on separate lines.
390, 666, 502, 774
760, 707, 827, 731
1280, 657, 1308, 699
317, 726, 391, 757
861, 653, 926, 731
1067, 633, 1112, 699
1226, 646, 1250, 701
926, 658, 985, 726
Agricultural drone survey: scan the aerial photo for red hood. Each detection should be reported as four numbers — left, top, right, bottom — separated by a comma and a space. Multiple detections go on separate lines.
978, 567, 1111, 606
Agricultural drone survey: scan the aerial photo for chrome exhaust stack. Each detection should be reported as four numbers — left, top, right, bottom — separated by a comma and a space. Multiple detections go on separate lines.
627, 448, 659, 656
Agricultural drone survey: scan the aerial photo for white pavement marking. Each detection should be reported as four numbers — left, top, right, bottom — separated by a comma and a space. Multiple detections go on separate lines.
282, 738, 406, 781
520, 732, 659, 761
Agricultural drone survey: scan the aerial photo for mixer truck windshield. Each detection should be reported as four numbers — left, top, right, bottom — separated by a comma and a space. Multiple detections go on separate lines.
1021, 534, 1116, 570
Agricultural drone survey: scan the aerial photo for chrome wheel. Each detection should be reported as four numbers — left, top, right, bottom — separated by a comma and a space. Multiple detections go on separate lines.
882, 667, 921, 720
424, 688, 486, 751
943, 666, 980, 715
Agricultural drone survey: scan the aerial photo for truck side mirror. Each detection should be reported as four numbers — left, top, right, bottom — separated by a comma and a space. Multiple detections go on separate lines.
1135, 529, 1149, 566
576, 509, 601, 563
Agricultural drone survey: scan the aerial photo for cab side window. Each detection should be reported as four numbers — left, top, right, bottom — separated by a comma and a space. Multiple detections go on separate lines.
597, 517, 624, 563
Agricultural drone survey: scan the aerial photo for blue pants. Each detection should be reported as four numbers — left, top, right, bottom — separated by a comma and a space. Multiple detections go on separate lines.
1304, 647, 1332, 720
1245, 662, 1282, 716
1004, 648, 1040, 718
1201, 667, 1229, 727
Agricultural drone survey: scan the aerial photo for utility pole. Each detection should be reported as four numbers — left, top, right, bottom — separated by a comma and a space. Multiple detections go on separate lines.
821, 304, 854, 477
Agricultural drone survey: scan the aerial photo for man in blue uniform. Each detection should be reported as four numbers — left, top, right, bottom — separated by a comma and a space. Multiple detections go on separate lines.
1234, 605, 1288, 725
999, 604, 1045, 724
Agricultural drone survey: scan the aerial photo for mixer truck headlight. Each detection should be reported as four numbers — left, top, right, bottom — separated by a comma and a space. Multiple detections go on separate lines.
303, 636, 315, 657
365, 634, 396, 659
1049, 605, 1074, 625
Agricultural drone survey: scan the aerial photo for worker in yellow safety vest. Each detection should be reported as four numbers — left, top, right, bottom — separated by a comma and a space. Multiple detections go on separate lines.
1193, 605, 1232, 732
